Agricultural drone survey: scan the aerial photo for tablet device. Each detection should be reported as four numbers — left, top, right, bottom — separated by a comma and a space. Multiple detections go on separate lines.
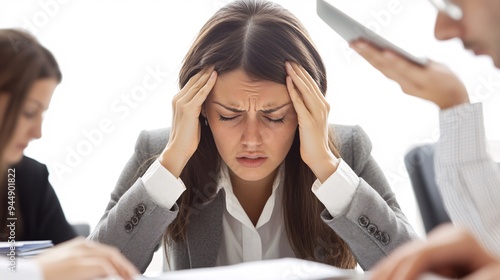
317, 0, 428, 66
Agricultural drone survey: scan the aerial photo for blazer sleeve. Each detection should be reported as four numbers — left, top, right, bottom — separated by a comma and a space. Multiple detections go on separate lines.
322, 125, 419, 270
88, 130, 179, 273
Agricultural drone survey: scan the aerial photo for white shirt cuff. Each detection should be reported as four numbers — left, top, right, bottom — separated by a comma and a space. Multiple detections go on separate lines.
1, 258, 43, 280
140, 159, 186, 209
311, 159, 360, 217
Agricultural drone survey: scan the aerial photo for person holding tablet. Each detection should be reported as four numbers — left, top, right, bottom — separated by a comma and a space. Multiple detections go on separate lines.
0, 28, 138, 280
90, 0, 417, 272
350, 0, 500, 279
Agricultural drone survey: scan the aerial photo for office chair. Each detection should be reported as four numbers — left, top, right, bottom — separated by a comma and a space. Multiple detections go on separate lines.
72, 223, 91, 237
404, 144, 451, 233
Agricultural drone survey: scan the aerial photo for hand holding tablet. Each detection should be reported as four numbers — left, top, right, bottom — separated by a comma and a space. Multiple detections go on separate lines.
320, 0, 468, 110
317, 0, 428, 66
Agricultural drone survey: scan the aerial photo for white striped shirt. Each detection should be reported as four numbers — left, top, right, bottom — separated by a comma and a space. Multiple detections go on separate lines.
435, 102, 500, 255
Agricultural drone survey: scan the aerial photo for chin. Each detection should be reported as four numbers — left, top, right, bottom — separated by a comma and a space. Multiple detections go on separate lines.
229, 164, 276, 182
5, 153, 23, 166
493, 56, 500, 68
233, 169, 269, 182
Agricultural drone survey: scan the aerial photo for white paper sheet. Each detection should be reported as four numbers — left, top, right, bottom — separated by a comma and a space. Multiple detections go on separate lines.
135, 258, 365, 280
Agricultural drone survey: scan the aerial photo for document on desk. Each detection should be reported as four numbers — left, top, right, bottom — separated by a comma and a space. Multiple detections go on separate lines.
133, 258, 452, 280
136, 258, 364, 280
0, 240, 53, 257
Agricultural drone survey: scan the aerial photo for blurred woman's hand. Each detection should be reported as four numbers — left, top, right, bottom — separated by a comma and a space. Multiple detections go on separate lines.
35, 238, 139, 280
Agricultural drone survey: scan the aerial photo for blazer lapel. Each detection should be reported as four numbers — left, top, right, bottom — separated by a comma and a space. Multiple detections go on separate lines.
186, 192, 225, 268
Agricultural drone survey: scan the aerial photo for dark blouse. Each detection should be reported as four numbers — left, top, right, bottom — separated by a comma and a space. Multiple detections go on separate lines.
11, 156, 76, 244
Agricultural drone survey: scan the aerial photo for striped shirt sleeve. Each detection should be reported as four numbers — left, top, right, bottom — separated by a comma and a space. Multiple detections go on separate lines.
435, 102, 500, 256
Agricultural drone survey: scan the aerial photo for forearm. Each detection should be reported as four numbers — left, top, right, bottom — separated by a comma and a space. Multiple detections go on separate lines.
435, 102, 500, 255
321, 179, 419, 270
89, 181, 178, 273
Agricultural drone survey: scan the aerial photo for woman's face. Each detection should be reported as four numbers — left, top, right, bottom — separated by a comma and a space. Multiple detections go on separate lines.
2, 78, 57, 165
0, 94, 8, 126
205, 68, 298, 184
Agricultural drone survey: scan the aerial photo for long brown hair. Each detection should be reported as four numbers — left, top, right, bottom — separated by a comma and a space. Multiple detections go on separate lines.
164, 0, 356, 268
0, 29, 62, 240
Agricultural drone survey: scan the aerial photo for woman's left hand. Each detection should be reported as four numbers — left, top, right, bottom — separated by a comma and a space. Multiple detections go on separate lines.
285, 61, 339, 183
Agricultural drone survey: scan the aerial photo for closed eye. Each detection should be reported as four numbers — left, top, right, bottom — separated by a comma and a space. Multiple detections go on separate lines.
218, 114, 285, 123
23, 111, 37, 119
219, 115, 239, 122
265, 117, 285, 123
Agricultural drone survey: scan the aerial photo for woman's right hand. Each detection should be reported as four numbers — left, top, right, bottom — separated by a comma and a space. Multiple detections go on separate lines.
35, 238, 139, 280
159, 67, 217, 177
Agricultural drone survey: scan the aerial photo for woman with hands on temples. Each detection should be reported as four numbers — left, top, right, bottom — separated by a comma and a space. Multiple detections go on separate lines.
89, 0, 417, 272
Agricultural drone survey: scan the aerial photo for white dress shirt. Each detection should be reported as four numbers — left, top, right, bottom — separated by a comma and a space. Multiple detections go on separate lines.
142, 157, 360, 265
435, 102, 500, 256
214, 163, 295, 265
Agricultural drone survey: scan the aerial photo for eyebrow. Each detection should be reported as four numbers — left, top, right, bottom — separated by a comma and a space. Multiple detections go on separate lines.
213, 101, 291, 114
26, 99, 47, 110
260, 103, 292, 114
213, 101, 245, 113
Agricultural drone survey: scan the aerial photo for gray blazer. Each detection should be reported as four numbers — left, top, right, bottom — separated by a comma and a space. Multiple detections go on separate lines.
89, 125, 417, 272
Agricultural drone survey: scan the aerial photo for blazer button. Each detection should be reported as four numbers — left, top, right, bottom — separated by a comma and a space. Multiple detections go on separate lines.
125, 222, 133, 233
131, 215, 139, 226
381, 232, 390, 245
374, 230, 382, 240
137, 204, 146, 215
367, 224, 377, 235
358, 215, 369, 227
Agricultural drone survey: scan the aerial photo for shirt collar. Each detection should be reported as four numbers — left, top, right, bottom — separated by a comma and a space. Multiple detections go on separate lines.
217, 162, 285, 228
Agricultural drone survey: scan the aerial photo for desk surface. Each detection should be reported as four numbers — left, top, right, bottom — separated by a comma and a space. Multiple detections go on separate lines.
131, 258, 452, 280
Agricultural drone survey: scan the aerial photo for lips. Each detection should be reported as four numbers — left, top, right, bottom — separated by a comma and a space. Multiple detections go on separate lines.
236, 154, 267, 168
472, 48, 487, 55
464, 42, 487, 56
17, 143, 28, 150
468, 46, 482, 55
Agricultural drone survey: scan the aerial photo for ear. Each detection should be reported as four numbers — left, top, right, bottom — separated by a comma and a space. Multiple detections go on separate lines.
201, 105, 207, 118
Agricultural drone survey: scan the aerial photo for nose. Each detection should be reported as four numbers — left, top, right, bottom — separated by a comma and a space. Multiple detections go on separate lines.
240, 117, 263, 148
434, 12, 463, 41
31, 117, 43, 140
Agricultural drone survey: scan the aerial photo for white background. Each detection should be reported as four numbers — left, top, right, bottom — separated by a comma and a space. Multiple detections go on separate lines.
1, 0, 500, 273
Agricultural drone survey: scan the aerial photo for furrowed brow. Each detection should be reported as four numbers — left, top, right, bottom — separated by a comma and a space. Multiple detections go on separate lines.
213, 101, 246, 113
260, 103, 291, 114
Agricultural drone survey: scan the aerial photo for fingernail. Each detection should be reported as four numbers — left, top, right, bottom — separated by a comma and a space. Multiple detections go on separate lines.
210, 71, 217, 79
352, 41, 367, 49
285, 61, 291, 70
